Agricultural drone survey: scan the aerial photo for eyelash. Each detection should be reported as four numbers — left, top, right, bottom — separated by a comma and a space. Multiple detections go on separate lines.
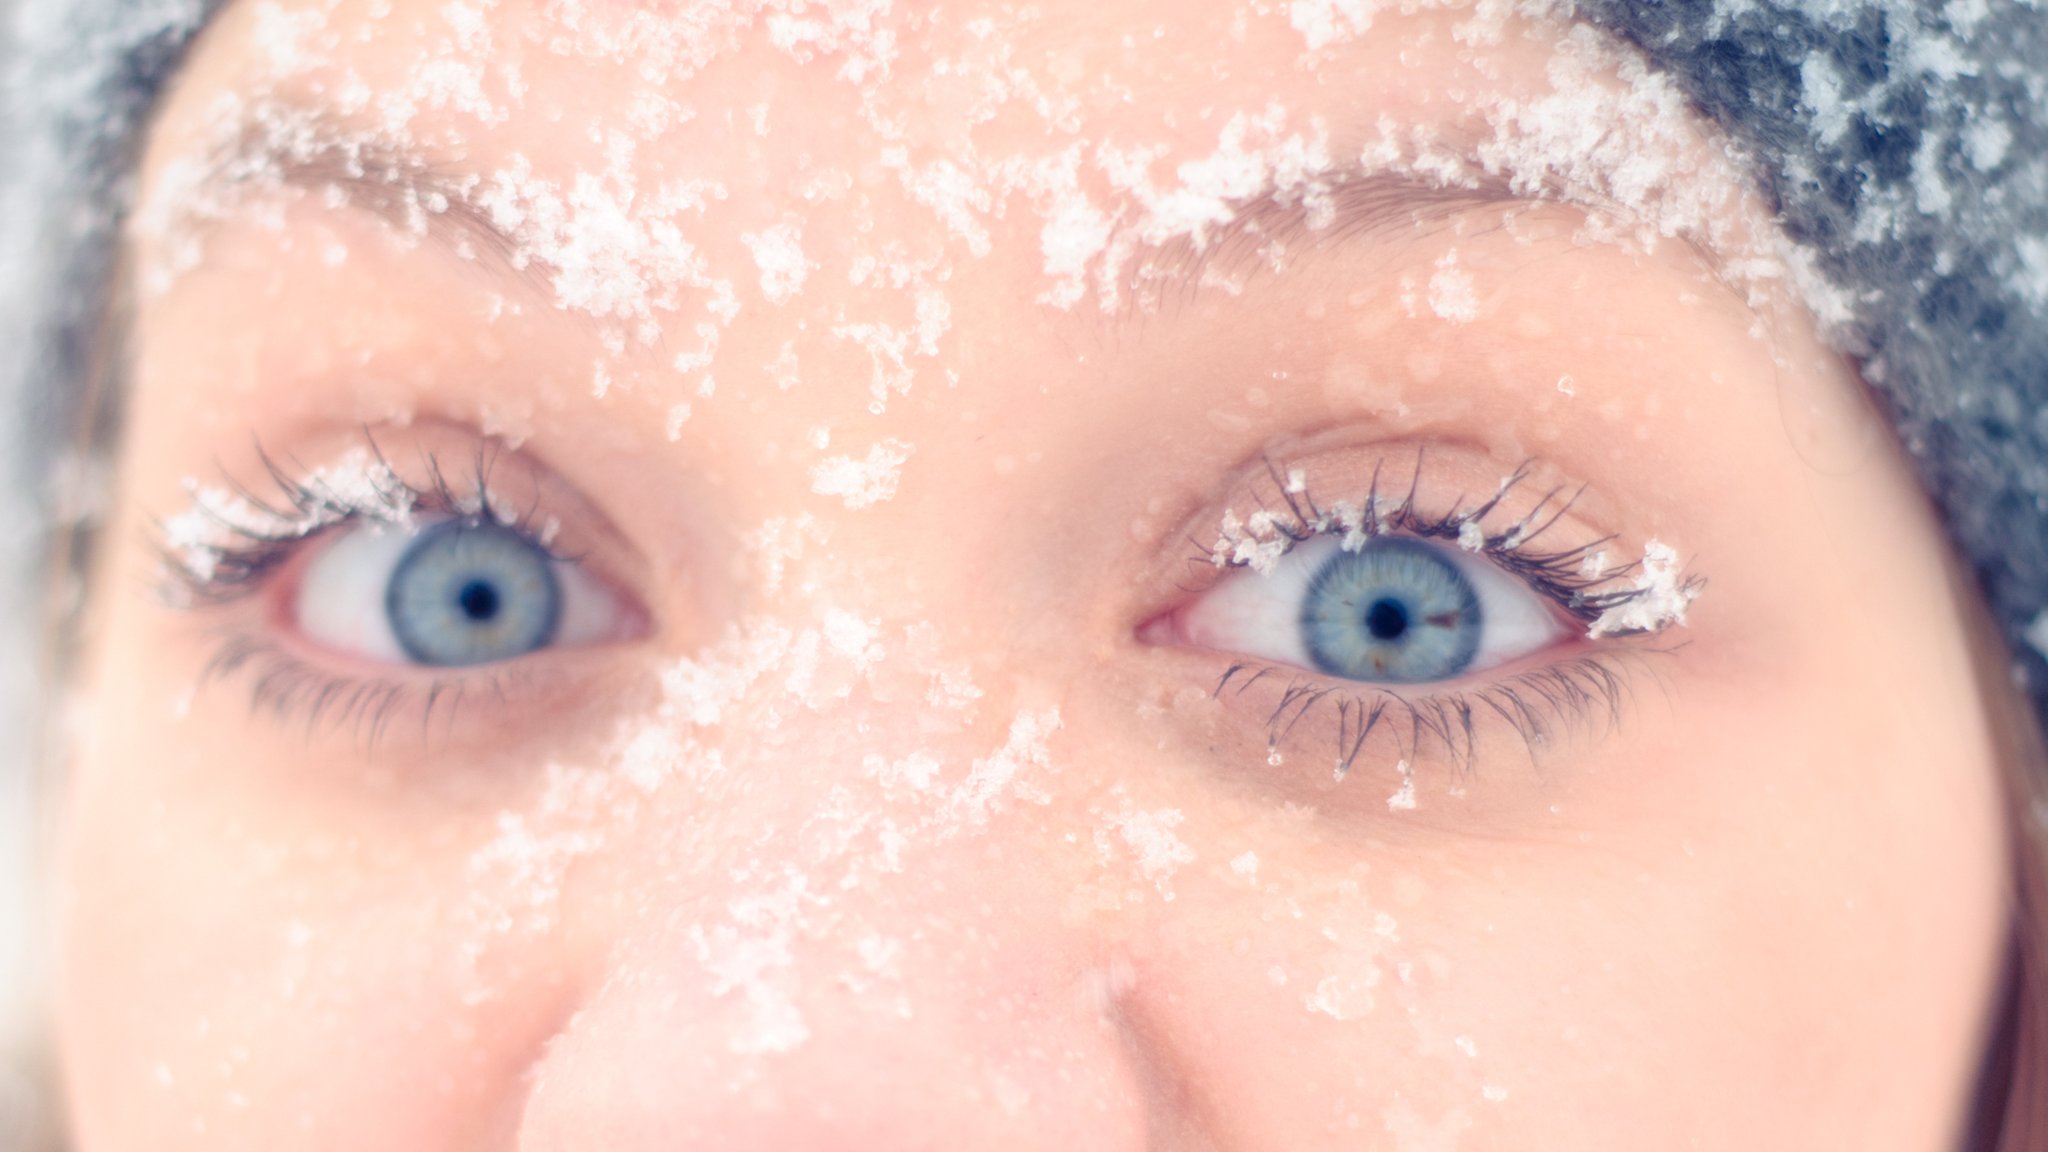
155, 435, 572, 746
1186, 456, 1695, 776
156, 437, 1688, 769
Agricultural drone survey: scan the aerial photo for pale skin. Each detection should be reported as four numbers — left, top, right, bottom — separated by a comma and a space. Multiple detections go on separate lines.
58, 0, 2012, 1148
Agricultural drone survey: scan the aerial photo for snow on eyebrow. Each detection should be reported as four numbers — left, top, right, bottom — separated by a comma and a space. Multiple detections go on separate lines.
135, 0, 1874, 426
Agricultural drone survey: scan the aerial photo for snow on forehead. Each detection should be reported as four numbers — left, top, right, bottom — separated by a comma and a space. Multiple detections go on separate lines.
140, 0, 1859, 358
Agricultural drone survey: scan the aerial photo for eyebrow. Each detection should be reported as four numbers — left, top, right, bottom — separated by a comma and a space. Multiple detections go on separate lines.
1124, 175, 1529, 317
170, 128, 561, 301
170, 114, 1536, 317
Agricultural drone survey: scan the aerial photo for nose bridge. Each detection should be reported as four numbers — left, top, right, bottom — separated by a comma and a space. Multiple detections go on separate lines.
514, 680, 1149, 1148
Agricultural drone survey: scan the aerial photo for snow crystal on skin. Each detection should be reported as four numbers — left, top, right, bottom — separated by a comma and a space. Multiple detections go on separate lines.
1587, 539, 1697, 638
1099, 107, 1337, 292
898, 621, 986, 718
822, 609, 887, 673
764, 0, 900, 85
864, 750, 944, 796
810, 439, 913, 509
692, 871, 818, 1055
467, 139, 738, 334
1426, 252, 1479, 322
1029, 145, 1116, 309
882, 150, 994, 258
1386, 760, 1417, 811
249, 1, 333, 80
741, 219, 815, 304
1288, 0, 1374, 53
659, 617, 802, 729
1097, 803, 1197, 900
614, 723, 688, 794
1307, 964, 1381, 1021
926, 661, 985, 714
944, 708, 1062, 830
1231, 851, 1260, 879
466, 810, 602, 920
745, 514, 829, 594
829, 279, 955, 412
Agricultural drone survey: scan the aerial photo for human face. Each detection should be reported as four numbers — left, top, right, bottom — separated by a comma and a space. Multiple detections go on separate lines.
61, 1, 2010, 1148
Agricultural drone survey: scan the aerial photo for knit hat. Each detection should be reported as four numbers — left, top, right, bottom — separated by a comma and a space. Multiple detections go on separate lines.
1585, 0, 2048, 706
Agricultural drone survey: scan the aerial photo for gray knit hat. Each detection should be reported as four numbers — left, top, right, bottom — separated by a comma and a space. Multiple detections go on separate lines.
1590, 1, 2048, 696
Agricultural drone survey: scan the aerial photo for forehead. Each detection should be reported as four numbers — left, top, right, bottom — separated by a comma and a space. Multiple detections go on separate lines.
135, 0, 1787, 481
150, 0, 1692, 283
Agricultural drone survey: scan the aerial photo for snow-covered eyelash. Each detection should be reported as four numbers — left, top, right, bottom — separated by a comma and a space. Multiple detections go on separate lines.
151, 434, 567, 748
1191, 455, 1696, 776
153, 433, 558, 607
1192, 455, 1703, 635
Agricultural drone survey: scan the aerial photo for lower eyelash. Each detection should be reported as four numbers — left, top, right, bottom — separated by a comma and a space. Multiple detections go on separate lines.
200, 630, 492, 749
1216, 646, 1678, 779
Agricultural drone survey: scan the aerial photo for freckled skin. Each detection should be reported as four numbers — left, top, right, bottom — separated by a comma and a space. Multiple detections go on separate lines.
62, 1, 2010, 1149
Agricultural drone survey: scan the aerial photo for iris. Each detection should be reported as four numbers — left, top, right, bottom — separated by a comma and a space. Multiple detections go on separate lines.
385, 520, 562, 667
1299, 537, 1482, 683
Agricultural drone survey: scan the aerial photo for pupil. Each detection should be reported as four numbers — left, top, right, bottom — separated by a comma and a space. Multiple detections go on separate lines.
1364, 597, 1409, 641
458, 580, 501, 623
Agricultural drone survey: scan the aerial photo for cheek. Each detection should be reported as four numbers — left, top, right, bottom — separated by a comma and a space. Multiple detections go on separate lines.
57, 737, 584, 1149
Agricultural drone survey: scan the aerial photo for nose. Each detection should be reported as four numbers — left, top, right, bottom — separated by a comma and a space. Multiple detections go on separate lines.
511, 707, 1157, 1151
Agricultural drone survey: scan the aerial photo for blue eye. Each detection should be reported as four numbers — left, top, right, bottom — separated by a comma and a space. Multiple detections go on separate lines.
386, 521, 561, 667
293, 516, 629, 669
1300, 538, 1481, 683
1174, 534, 1567, 686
